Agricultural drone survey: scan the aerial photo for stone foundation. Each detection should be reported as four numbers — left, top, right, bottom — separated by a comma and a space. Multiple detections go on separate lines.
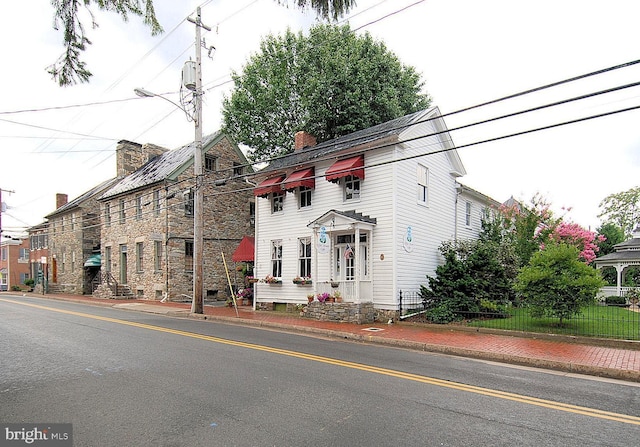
303, 301, 375, 324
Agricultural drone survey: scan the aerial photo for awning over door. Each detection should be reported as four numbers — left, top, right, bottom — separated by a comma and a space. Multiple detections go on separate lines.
325, 155, 364, 183
232, 236, 255, 262
283, 167, 315, 191
254, 175, 285, 197
84, 254, 101, 267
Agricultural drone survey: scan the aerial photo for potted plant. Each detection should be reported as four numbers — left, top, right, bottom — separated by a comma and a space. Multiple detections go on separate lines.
307, 294, 315, 303
263, 275, 282, 284
293, 276, 312, 285
316, 292, 330, 303
333, 290, 342, 303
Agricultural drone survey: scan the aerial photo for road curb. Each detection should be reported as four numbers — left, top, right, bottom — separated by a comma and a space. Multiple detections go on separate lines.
193, 312, 640, 383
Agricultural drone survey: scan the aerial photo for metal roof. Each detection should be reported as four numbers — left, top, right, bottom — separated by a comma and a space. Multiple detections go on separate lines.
100, 131, 223, 200
259, 108, 436, 175
45, 177, 122, 218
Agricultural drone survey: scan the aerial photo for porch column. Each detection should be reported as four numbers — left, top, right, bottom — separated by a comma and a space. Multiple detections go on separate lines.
616, 264, 623, 297
354, 225, 360, 303
312, 226, 318, 297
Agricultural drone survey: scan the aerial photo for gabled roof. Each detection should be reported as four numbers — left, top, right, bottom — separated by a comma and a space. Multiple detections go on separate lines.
45, 177, 121, 218
101, 131, 246, 200
260, 107, 460, 175
307, 209, 377, 228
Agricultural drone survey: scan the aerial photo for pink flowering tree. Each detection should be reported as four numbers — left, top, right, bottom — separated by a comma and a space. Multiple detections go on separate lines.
547, 222, 605, 264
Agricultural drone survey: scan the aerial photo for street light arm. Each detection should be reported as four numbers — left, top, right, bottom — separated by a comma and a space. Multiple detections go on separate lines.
134, 88, 194, 120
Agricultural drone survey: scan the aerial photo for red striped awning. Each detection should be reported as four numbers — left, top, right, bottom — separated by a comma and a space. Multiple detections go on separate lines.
254, 175, 285, 197
232, 236, 255, 262
325, 155, 364, 183
283, 167, 315, 191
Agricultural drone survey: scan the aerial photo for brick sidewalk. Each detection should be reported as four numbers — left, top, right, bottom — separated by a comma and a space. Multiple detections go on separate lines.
7, 292, 640, 382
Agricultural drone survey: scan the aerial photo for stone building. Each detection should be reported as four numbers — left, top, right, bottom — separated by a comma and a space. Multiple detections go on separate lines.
27, 220, 49, 293
45, 184, 120, 295
96, 131, 254, 301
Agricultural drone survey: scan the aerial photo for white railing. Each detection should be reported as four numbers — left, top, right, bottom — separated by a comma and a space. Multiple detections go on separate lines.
315, 280, 372, 302
599, 286, 635, 297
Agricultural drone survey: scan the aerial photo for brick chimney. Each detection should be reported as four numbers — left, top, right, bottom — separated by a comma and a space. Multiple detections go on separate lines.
294, 131, 317, 151
56, 193, 68, 209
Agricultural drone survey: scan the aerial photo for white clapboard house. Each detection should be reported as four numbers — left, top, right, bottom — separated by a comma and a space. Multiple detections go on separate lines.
252, 107, 500, 316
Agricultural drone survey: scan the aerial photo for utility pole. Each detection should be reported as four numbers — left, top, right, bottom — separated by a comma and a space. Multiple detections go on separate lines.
187, 7, 210, 314
0, 188, 16, 238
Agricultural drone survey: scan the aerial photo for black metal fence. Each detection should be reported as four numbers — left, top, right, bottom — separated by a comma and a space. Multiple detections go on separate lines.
398, 290, 640, 341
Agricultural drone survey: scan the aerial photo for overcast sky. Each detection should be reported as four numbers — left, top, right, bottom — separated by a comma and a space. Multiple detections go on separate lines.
1, 0, 639, 237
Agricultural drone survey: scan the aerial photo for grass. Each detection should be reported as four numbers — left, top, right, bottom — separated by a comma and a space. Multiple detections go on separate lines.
466, 305, 640, 340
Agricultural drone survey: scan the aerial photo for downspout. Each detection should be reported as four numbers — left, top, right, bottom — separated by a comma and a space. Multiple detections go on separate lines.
454, 183, 462, 241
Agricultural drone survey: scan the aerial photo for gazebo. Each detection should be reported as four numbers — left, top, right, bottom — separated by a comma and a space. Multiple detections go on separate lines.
594, 224, 640, 297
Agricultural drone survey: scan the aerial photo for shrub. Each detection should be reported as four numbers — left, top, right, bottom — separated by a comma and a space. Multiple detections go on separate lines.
605, 296, 627, 306
515, 243, 604, 324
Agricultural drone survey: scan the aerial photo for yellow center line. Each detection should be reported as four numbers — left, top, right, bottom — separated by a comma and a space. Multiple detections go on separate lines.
4, 298, 639, 426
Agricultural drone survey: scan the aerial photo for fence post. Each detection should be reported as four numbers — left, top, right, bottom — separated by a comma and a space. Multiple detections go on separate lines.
399, 289, 403, 315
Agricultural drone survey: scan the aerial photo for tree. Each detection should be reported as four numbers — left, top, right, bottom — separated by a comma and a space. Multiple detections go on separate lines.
595, 222, 625, 257
420, 235, 518, 323
498, 193, 559, 267
547, 221, 604, 264
598, 186, 640, 238
222, 24, 431, 160
50, 0, 356, 86
595, 222, 625, 285
515, 243, 604, 325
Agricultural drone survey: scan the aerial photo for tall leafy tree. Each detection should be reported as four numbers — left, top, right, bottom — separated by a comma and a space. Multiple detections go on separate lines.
515, 243, 604, 325
49, 0, 356, 86
598, 186, 640, 238
595, 222, 625, 256
222, 24, 431, 160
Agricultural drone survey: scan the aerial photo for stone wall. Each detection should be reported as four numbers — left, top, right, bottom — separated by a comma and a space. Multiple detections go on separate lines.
302, 301, 375, 324
48, 204, 103, 295
100, 135, 254, 301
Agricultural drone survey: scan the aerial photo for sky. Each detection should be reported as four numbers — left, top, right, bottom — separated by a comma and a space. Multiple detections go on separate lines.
1, 0, 639, 238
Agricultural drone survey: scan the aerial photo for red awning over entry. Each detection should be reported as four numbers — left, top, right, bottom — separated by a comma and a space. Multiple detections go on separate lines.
283, 167, 315, 191
254, 175, 284, 197
232, 236, 255, 262
325, 155, 364, 183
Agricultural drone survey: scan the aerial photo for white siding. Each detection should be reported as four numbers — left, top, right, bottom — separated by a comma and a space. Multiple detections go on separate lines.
254, 109, 494, 310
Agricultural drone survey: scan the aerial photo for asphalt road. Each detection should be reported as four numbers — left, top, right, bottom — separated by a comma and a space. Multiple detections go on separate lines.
1, 295, 639, 446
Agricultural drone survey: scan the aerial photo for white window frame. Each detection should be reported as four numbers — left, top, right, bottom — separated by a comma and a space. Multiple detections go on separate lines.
298, 186, 312, 209
417, 164, 429, 205
298, 238, 312, 278
465, 201, 472, 227
271, 240, 283, 278
271, 192, 284, 214
343, 176, 361, 201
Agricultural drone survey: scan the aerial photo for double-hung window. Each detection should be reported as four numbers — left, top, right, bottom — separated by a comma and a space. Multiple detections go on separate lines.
299, 186, 312, 208
465, 201, 472, 226
136, 242, 144, 272
272, 192, 284, 213
271, 240, 282, 277
343, 176, 360, 201
185, 241, 194, 272
417, 164, 428, 204
298, 238, 311, 278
